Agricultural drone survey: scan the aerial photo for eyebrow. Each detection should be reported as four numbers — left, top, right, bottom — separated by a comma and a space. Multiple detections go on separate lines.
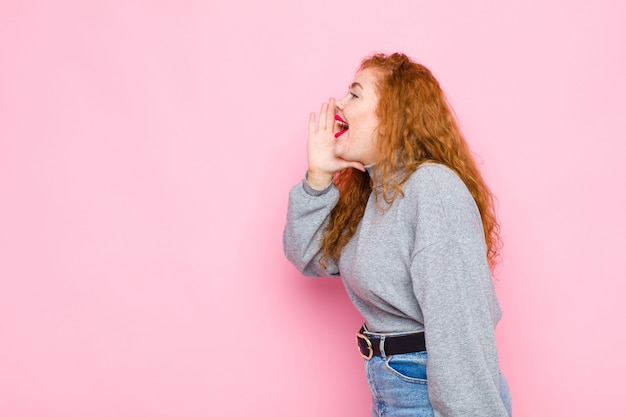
349, 82, 364, 90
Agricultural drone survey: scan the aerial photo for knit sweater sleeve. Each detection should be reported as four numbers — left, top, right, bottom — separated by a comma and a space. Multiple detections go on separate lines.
282, 178, 340, 278
408, 166, 507, 417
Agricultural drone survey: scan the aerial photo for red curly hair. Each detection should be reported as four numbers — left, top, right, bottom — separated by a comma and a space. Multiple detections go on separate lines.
320, 53, 501, 270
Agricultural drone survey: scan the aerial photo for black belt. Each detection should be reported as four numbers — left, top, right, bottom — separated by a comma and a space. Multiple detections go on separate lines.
356, 325, 426, 360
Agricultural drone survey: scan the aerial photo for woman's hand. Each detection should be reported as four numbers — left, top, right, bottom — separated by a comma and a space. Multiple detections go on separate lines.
306, 98, 365, 189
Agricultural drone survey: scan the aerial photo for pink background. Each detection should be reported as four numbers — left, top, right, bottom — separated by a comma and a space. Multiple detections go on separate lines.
1, 1, 625, 416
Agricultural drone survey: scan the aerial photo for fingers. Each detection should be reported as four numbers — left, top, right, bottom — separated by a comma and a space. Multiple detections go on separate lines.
308, 112, 316, 135
326, 98, 336, 131
314, 99, 336, 131
318, 102, 328, 131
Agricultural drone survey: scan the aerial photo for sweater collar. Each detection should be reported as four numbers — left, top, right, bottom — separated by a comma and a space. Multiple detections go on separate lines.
365, 163, 383, 191
365, 162, 415, 199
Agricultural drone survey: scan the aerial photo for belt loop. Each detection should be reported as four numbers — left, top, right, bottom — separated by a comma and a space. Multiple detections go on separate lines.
379, 335, 387, 359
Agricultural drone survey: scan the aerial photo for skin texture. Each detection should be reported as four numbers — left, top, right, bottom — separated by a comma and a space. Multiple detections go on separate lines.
306, 68, 381, 190
333, 68, 381, 166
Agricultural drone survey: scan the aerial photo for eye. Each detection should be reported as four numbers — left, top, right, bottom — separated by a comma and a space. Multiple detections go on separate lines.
350, 92, 359, 99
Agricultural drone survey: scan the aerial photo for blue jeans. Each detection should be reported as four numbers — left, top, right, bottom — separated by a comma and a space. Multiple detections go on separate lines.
364, 351, 512, 416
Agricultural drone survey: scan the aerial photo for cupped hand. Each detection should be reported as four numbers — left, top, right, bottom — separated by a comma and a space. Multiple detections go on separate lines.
306, 98, 365, 189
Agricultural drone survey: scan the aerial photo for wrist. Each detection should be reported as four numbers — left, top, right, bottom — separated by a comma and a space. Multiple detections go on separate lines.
306, 171, 334, 190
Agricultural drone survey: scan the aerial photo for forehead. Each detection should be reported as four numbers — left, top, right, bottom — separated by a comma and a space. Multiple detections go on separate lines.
352, 68, 381, 91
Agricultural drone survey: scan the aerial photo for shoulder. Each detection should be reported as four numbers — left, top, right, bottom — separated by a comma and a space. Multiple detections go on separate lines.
403, 163, 483, 239
405, 163, 471, 201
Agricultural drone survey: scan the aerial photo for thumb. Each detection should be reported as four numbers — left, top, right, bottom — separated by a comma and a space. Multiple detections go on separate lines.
350, 161, 366, 172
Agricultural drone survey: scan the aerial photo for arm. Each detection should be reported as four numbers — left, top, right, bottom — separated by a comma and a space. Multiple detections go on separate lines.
411, 240, 507, 417
409, 165, 507, 416
283, 98, 366, 277
283, 177, 340, 277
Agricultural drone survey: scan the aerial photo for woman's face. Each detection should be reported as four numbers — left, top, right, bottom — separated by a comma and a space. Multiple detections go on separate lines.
334, 68, 381, 166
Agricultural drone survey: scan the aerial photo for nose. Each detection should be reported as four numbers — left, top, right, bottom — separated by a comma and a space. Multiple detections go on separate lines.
335, 93, 348, 110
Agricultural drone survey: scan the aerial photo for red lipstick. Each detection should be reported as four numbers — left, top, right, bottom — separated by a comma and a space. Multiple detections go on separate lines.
335, 114, 347, 124
334, 114, 349, 138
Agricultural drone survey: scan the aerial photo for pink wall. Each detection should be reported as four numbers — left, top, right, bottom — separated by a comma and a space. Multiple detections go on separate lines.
1, 1, 625, 416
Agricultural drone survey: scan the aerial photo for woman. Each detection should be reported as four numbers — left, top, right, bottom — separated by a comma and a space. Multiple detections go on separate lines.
283, 53, 512, 416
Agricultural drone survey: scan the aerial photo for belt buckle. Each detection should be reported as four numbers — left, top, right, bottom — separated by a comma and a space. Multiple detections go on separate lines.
356, 332, 373, 360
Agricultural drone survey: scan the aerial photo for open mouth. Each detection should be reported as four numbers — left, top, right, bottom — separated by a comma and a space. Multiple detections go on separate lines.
335, 114, 349, 138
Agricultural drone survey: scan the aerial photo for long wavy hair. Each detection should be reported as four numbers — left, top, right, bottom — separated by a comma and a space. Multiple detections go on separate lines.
320, 53, 501, 270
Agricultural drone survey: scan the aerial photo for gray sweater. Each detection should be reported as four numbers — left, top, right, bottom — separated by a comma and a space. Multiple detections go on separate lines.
283, 163, 508, 416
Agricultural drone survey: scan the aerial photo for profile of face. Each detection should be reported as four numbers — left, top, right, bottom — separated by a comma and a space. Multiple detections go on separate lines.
333, 68, 381, 166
